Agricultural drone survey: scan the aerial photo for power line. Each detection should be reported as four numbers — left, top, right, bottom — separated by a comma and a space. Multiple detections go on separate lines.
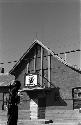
0, 60, 17, 65
59, 49, 81, 55
0, 49, 81, 65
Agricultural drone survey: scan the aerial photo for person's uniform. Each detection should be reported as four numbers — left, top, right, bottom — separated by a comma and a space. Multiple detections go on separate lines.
7, 81, 20, 125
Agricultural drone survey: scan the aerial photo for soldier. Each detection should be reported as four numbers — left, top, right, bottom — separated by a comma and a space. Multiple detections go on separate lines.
7, 80, 21, 125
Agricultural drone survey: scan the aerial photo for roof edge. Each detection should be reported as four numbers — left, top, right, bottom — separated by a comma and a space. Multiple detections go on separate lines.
9, 39, 81, 74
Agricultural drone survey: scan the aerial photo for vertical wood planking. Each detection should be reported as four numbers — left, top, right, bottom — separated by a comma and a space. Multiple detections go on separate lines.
34, 48, 36, 73
40, 47, 43, 87
27, 62, 29, 74
48, 52, 51, 87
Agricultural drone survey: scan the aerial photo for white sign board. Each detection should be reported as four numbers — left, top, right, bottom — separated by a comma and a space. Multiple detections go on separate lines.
25, 74, 37, 87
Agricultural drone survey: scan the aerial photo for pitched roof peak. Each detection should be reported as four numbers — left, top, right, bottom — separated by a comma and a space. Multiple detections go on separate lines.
9, 40, 81, 73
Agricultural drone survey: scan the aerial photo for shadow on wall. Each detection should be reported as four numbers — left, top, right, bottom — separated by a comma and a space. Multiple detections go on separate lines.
25, 88, 67, 119
46, 87, 67, 107
27, 87, 67, 107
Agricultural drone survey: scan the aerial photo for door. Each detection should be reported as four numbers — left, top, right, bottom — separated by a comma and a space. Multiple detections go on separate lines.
38, 97, 46, 119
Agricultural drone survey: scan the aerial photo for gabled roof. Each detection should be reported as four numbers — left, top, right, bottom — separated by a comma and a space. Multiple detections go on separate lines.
0, 73, 15, 87
9, 40, 81, 74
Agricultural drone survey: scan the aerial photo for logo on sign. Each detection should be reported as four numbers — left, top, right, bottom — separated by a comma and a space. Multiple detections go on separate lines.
29, 76, 34, 84
25, 74, 37, 87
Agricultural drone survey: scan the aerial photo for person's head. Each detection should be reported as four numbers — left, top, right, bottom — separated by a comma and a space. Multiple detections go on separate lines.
13, 80, 21, 90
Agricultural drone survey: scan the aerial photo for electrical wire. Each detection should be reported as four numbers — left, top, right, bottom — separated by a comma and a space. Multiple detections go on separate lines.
0, 49, 81, 65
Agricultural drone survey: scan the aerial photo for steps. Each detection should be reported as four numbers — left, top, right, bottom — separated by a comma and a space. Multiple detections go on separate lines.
0, 109, 81, 125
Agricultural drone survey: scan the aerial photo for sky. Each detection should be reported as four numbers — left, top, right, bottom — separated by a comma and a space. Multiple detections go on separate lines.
0, 0, 80, 73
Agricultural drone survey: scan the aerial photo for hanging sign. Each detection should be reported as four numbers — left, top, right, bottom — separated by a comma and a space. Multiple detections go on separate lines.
25, 74, 37, 87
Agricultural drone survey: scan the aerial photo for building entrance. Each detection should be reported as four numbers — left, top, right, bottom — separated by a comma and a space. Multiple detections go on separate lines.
38, 97, 46, 119
30, 97, 46, 119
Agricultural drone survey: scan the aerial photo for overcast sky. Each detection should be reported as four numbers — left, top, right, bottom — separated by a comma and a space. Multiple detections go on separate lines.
0, 0, 80, 72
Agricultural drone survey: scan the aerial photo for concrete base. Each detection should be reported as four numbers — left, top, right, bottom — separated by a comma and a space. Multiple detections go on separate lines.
18, 119, 53, 124
17, 120, 81, 125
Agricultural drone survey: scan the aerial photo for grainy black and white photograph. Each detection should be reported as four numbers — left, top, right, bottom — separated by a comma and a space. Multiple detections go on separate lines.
0, 0, 80, 124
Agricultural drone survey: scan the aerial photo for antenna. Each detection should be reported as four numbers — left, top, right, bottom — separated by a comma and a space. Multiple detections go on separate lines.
32, 32, 38, 42
35, 32, 38, 40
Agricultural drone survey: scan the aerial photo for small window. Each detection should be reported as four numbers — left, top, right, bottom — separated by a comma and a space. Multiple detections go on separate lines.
78, 93, 81, 98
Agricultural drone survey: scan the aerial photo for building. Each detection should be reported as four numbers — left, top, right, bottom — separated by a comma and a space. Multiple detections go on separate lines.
0, 67, 15, 110
9, 40, 81, 121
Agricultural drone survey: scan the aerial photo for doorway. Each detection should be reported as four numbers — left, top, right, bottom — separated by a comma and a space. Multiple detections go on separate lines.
38, 97, 46, 119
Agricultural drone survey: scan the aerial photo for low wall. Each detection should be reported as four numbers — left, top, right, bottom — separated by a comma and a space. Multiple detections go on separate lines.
18, 110, 30, 120
45, 108, 81, 122
18, 109, 81, 122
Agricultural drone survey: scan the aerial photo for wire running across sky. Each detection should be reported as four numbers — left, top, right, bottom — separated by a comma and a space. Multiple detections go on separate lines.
0, 49, 81, 65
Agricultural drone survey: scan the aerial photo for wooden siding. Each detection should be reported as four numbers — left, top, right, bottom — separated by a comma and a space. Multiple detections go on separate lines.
42, 69, 48, 87
29, 59, 34, 73
43, 49, 48, 69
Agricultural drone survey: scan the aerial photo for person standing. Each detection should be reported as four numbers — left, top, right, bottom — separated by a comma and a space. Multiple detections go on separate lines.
7, 81, 21, 125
